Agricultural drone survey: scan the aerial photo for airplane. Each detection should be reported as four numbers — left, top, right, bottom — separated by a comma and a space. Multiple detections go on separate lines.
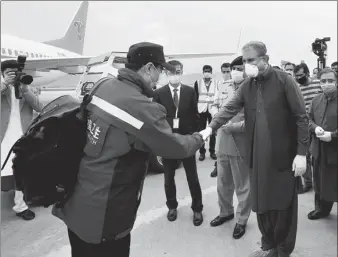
1, 1, 237, 89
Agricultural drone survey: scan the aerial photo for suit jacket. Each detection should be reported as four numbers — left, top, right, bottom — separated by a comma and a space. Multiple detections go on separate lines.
1, 83, 44, 142
153, 84, 200, 135
209, 66, 309, 170
309, 93, 337, 165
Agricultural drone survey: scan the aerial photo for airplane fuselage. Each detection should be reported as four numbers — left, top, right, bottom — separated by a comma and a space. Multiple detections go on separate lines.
1, 34, 82, 87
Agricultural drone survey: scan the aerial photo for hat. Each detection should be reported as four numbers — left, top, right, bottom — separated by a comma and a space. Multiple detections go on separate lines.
230, 56, 243, 68
127, 42, 175, 72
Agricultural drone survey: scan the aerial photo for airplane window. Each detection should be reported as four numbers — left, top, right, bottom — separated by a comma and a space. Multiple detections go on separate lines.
39, 54, 43, 57
1, 48, 6, 54
31, 53, 34, 58
8, 49, 12, 55
14, 50, 19, 56
35, 53, 39, 57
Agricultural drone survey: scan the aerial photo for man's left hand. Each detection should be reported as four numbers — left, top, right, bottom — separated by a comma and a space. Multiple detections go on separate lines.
292, 155, 306, 177
317, 131, 332, 142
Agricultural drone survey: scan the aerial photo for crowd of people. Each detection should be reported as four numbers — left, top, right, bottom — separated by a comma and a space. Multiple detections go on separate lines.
1, 40, 337, 257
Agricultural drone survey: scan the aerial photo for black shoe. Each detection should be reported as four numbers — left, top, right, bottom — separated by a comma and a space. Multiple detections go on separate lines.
167, 209, 177, 222
16, 209, 35, 221
199, 154, 205, 161
210, 153, 217, 160
308, 210, 330, 220
193, 212, 203, 226
210, 168, 217, 177
210, 214, 234, 227
233, 223, 246, 239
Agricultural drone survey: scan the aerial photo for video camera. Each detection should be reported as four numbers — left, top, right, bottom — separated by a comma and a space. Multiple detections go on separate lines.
311, 37, 330, 70
13, 55, 34, 99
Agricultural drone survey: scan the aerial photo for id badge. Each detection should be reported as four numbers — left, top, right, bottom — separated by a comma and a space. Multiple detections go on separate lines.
173, 118, 179, 129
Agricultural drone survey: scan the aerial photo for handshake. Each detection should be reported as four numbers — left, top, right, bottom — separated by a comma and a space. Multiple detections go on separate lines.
199, 127, 213, 141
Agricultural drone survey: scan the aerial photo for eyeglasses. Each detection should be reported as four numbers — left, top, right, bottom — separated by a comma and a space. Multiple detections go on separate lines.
320, 79, 336, 84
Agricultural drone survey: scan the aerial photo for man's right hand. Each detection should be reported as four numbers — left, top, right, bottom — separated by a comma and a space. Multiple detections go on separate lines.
315, 126, 324, 136
199, 127, 212, 141
4, 72, 16, 84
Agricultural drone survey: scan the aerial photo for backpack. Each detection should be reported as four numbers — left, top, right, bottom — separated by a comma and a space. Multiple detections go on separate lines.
1, 77, 111, 208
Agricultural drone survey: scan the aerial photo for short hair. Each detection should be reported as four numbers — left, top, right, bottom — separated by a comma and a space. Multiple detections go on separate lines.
284, 62, 295, 69
241, 41, 267, 57
168, 60, 183, 70
294, 63, 310, 75
331, 61, 338, 67
203, 65, 212, 72
221, 63, 231, 70
317, 67, 338, 81
273, 66, 281, 70
1, 59, 19, 73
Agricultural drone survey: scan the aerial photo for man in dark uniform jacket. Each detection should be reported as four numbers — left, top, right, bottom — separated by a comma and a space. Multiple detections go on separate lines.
200, 41, 309, 257
308, 68, 337, 220
153, 60, 203, 226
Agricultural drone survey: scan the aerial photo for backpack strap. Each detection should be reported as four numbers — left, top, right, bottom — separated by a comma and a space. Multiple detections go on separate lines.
1, 144, 15, 171
76, 76, 112, 121
81, 77, 112, 109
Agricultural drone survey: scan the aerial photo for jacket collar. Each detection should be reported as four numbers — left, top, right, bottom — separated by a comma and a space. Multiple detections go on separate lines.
117, 68, 154, 98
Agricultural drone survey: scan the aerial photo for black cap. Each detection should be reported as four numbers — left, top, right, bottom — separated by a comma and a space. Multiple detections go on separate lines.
127, 42, 175, 72
230, 56, 243, 68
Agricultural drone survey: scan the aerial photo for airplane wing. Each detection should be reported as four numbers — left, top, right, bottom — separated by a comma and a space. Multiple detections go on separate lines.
110, 52, 235, 60
0, 56, 91, 73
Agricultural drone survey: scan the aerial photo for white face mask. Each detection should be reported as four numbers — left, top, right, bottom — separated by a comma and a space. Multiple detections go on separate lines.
231, 70, 244, 84
168, 75, 181, 85
203, 72, 212, 79
245, 63, 259, 78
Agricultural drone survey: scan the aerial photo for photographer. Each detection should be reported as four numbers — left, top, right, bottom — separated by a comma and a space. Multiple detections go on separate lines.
1, 59, 44, 221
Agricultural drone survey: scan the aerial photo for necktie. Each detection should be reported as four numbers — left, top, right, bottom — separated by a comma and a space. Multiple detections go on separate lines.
173, 88, 179, 108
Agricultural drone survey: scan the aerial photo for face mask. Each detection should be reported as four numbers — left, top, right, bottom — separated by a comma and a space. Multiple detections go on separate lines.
168, 75, 180, 85
244, 64, 259, 78
231, 70, 244, 84
296, 76, 307, 85
321, 83, 337, 97
203, 72, 212, 79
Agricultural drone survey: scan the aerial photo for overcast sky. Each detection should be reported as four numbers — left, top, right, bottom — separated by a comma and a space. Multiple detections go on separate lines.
1, 1, 337, 74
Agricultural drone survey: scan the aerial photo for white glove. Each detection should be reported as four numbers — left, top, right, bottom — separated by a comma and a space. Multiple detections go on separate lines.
317, 131, 332, 142
199, 127, 212, 141
292, 155, 306, 177
315, 126, 324, 136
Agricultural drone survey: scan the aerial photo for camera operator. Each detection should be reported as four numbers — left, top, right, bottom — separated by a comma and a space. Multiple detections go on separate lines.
1, 59, 44, 221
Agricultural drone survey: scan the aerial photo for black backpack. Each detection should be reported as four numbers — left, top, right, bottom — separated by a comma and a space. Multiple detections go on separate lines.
1, 77, 111, 208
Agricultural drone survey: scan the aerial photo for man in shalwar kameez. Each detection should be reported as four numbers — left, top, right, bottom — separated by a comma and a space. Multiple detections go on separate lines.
200, 41, 309, 257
